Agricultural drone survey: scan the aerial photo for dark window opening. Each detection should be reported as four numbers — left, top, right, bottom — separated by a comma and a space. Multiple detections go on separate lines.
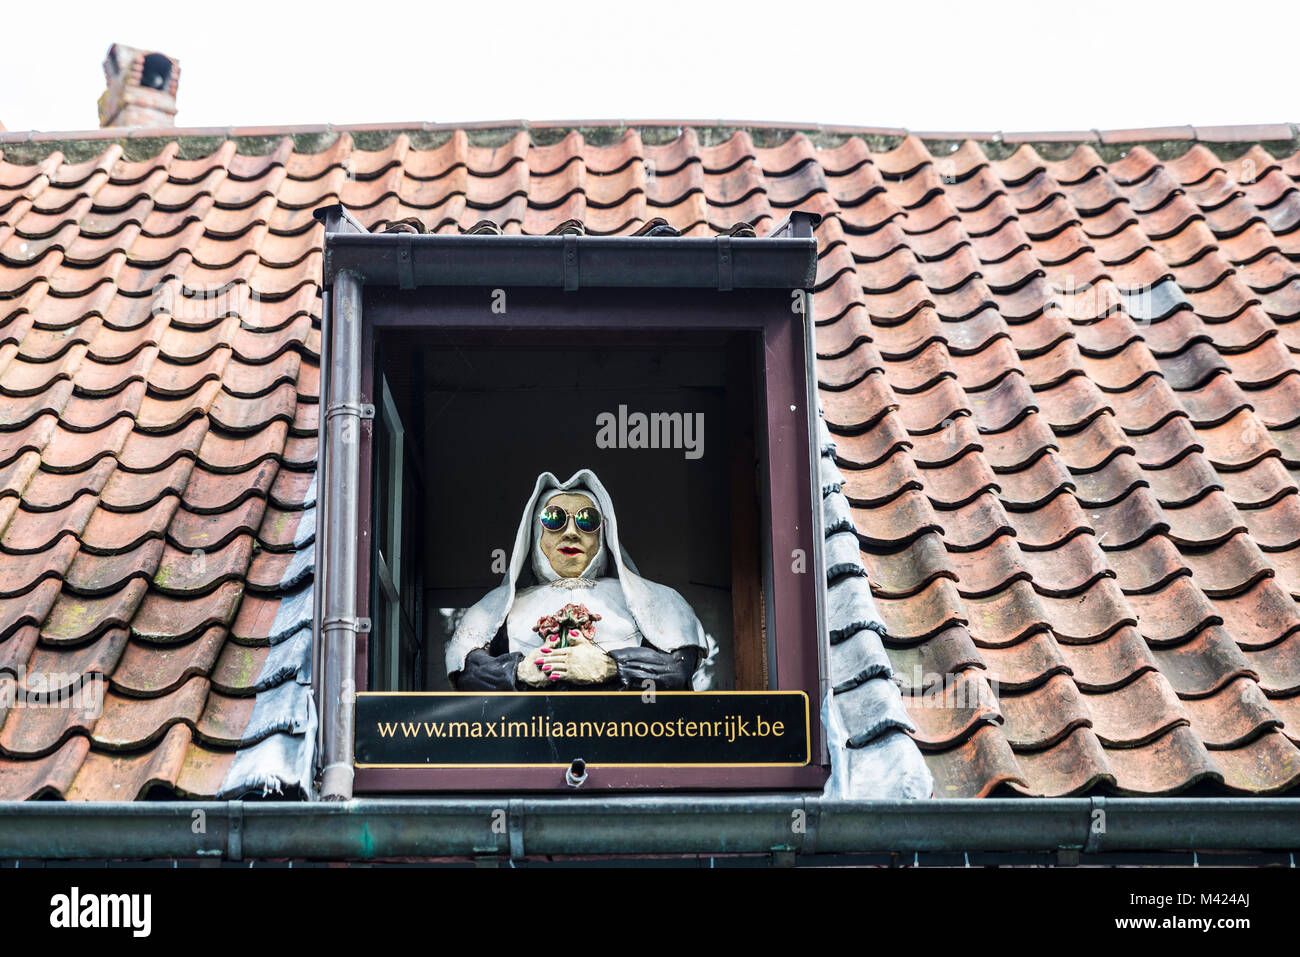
368, 327, 771, 694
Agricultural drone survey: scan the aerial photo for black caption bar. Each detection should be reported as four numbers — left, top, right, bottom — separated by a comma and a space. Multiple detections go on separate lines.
355, 691, 810, 767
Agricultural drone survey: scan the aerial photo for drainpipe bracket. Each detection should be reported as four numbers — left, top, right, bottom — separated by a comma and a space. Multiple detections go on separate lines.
562, 235, 579, 290
508, 799, 525, 861
324, 401, 374, 423
397, 234, 415, 290
321, 616, 371, 635
226, 800, 244, 861
716, 236, 733, 291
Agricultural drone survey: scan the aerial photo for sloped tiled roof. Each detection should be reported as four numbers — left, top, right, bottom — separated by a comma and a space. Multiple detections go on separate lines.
1, 121, 1299, 799
807, 132, 1300, 797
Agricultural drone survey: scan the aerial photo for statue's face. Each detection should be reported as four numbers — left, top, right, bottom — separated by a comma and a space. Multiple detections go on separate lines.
539, 492, 600, 578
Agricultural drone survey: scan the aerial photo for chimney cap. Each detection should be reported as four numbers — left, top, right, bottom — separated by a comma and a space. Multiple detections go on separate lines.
99, 43, 180, 129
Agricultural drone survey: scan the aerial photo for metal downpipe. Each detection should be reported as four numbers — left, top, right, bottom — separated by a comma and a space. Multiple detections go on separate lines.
319, 270, 364, 801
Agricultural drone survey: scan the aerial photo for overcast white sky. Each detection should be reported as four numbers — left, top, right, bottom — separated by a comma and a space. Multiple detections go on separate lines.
2, 0, 1295, 134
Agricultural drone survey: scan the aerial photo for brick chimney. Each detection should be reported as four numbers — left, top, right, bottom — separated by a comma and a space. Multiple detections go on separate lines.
98, 44, 180, 128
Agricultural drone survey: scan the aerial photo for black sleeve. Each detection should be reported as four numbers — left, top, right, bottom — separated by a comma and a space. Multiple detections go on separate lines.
453, 648, 524, 691
608, 646, 700, 691
451, 625, 523, 691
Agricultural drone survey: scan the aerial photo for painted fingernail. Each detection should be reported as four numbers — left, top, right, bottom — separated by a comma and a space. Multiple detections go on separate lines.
549, 674, 560, 681
534, 659, 543, 665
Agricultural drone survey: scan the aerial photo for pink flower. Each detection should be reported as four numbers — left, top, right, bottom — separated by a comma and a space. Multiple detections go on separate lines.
532, 615, 561, 639
534, 603, 602, 644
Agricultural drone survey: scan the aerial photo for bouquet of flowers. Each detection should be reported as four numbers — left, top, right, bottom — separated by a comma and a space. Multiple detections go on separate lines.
533, 603, 602, 648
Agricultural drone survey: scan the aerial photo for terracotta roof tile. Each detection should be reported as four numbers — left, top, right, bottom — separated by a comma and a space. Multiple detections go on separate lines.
0, 734, 87, 798
66, 722, 192, 800
99, 458, 192, 511
927, 724, 1027, 797
113, 625, 224, 696
65, 538, 164, 595
41, 579, 148, 645
0, 687, 100, 757
92, 676, 209, 750
0, 534, 76, 597
153, 536, 253, 595
1, 494, 97, 553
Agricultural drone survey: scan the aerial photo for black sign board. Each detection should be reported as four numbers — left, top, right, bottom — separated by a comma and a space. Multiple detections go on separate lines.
354, 692, 810, 767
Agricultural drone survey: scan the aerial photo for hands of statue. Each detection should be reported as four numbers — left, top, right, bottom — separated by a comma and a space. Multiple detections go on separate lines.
537, 628, 617, 684
516, 637, 555, 688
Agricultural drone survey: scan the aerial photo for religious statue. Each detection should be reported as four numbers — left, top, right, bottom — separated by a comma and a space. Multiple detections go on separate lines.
446, 470, 717, 691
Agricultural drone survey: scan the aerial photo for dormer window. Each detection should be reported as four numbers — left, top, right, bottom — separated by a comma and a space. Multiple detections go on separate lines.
315, 208, 829, 795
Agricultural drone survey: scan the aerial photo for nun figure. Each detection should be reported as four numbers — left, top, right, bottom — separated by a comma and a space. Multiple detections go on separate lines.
446, 470, 717, 691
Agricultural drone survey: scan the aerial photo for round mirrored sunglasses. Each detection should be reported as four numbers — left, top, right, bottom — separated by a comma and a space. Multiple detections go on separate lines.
539, 504, 602, 534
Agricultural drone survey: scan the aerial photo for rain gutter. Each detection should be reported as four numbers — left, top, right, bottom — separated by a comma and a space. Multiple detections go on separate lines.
0, 798, 1296, 861
320, 214, 821, 290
